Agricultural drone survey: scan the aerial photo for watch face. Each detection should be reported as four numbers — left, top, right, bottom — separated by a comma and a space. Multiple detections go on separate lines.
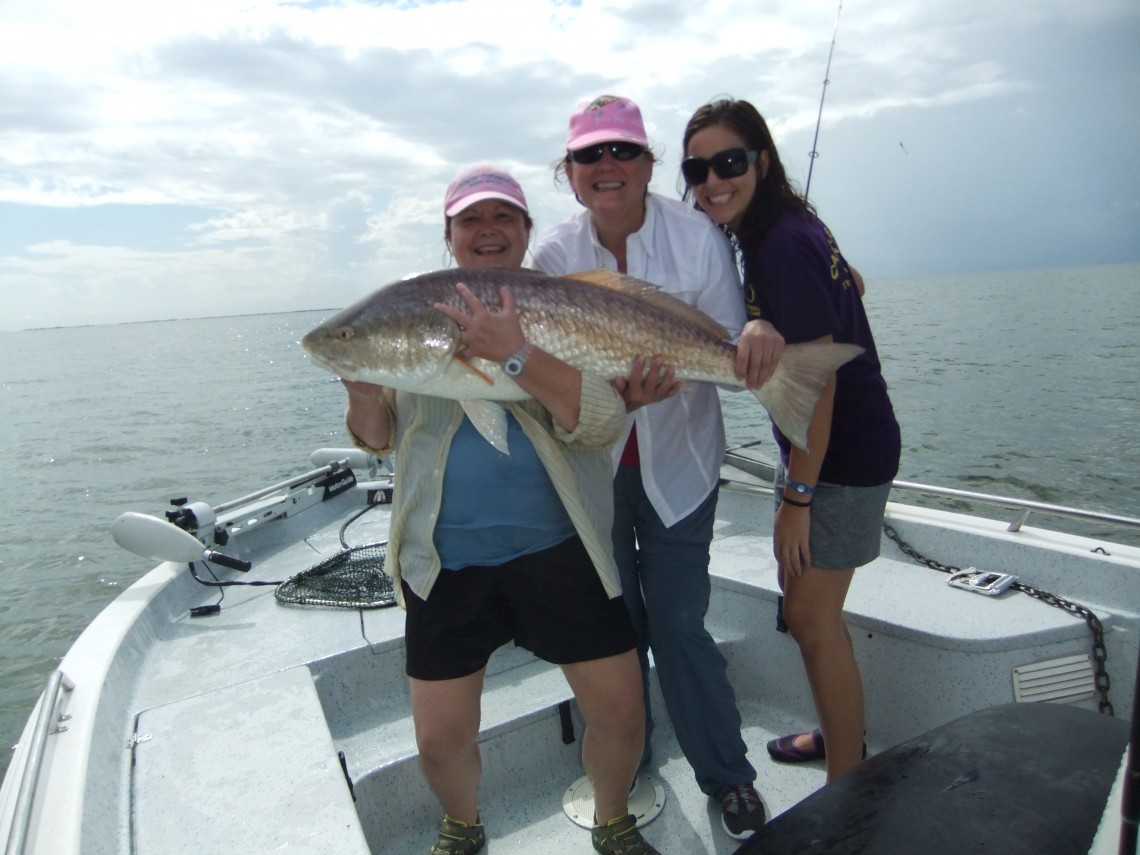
503, 343, 532, 377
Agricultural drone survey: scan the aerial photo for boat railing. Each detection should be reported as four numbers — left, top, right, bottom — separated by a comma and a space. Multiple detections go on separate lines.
211, 458, 358, 515
889, 480, 1140, 534
4, 670, 73, 855
722, 447, 1140, 538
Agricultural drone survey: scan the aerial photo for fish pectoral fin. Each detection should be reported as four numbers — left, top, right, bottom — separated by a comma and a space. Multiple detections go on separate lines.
456, 355, 495, 385
461, 400, 511, 455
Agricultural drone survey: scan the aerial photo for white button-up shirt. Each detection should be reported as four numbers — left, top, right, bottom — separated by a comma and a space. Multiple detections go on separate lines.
534, 193, 745, 528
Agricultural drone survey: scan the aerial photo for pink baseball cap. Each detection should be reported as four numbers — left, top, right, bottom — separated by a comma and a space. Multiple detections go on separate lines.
566, 95, 649, 151
444, 164, 529, 217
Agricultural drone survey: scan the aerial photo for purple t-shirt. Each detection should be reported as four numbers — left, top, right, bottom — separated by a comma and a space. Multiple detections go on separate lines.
742, 211, 901, 486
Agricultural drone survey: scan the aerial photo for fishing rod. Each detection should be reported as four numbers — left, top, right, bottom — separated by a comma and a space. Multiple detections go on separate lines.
804, 0, 844, 202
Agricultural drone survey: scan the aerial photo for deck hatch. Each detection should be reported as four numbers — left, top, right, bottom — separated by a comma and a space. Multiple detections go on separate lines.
1011, 654, 1095, 704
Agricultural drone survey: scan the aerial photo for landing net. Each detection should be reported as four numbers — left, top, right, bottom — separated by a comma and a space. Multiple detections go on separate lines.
274, 541, 396, 609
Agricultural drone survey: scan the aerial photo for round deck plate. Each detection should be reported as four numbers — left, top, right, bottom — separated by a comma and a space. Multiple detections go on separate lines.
561, 772, 666, 829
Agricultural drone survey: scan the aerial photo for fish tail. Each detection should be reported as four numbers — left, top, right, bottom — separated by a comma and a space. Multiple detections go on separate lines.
753, 342, 864, 452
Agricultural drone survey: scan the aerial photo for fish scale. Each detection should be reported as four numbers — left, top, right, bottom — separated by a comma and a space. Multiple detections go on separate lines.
424, 269, 737, 384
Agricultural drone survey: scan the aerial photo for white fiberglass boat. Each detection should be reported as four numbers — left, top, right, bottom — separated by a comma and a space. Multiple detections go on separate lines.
2, 445, 1137, 854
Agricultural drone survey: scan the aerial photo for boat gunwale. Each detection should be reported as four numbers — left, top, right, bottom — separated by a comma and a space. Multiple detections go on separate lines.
723, 445, 1140, 539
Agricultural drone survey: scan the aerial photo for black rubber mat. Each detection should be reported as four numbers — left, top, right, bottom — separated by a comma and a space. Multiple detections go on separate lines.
737, 702, 1130, 855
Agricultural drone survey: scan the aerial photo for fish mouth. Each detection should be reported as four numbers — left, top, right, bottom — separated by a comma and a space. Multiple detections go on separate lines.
305, 350, 340, 375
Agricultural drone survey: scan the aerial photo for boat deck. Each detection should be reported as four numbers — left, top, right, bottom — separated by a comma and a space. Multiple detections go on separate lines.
116, 477, 1125, 853
5, 450, 1137, 854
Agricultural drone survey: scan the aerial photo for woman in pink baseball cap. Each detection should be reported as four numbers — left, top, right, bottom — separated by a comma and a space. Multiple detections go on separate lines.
439, 163, 533, 267
340, 163, 647, 855
535, 96, 784, 846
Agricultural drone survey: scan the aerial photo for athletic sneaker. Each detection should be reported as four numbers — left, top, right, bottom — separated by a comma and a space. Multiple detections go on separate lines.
430, 814, 485, 854
591, 813, 660, 854
715, 784, 766, 840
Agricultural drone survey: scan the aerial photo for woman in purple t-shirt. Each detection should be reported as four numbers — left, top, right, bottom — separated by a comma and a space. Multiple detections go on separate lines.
681, 98, 901, 784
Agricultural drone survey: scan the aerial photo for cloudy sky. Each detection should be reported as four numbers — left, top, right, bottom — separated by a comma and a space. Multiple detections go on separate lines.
1, 0, 1137, 331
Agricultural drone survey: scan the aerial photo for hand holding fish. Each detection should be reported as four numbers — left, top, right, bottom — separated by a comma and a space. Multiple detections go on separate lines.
432, 280, 586, 436
613, 355, 680, 411
341, 378, 394, 454
433, 282, 525, 363
342, 378, 385, 398
736, 319, 785, 389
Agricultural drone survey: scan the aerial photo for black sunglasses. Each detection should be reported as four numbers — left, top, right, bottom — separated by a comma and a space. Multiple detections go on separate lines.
681, 148, 759, 185
568, 141, 646, 165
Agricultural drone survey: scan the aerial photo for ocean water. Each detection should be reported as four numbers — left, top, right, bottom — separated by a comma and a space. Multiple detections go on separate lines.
1, 262, 1138, 779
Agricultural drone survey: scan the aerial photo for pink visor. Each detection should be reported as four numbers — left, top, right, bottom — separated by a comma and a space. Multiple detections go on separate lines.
444, 165, 529, 217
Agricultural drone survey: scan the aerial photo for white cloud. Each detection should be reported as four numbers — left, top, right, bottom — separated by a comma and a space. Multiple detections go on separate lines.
1, 0, 1138, 329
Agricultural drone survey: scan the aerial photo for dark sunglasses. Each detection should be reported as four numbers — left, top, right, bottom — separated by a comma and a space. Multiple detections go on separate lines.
568, 141, 646, 165
681, 148, 759, 185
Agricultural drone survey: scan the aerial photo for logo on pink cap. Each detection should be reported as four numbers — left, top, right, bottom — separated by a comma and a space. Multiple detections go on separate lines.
566, 95, 649, 151
444, 164, 529, 218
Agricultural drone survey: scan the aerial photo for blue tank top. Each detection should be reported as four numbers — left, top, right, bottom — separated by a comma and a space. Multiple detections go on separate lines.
433, 412, 576, 570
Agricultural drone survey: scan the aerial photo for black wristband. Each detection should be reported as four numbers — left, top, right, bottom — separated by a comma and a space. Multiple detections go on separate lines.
780, 495, 813, 508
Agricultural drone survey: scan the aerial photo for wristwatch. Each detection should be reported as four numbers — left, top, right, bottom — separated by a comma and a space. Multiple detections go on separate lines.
786, 479, 816, 495
502, 342, 534, 377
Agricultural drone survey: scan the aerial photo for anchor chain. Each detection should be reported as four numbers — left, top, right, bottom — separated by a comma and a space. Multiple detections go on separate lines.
882, 524, 1114, 716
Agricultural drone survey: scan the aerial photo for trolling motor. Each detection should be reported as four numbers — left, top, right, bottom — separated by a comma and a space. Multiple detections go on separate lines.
111, 511, 251, 572
165, 498, 230, 545
112, 511, 255, 618
109, 451, 388, 618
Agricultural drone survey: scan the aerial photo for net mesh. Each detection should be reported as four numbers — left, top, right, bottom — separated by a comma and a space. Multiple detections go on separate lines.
274, 541, 396, 609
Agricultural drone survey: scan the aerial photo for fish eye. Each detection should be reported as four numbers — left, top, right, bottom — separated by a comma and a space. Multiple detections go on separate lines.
335, 326, 354, 341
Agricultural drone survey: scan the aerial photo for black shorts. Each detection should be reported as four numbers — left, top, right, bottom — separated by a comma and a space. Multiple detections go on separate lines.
404, 535, 636, 681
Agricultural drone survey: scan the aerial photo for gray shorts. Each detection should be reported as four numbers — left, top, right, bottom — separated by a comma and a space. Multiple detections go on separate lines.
774, 466, 892, 570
